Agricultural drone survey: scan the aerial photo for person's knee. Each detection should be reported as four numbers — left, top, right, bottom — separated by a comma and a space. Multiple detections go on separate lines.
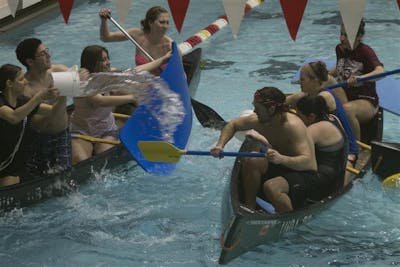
264, 177, 287, 194
72, 150, 90, 164
263, 180, 275, 199
264, 178, 282, 198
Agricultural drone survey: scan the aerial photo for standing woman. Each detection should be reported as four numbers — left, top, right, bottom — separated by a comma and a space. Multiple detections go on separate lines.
99, 6, 173, 75
329, 19, 384, 140
70, 45, 137, 164
0, 64, 57, 186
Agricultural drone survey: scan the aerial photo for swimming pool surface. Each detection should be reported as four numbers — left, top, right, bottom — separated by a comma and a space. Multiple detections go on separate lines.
0, 0, 399, 266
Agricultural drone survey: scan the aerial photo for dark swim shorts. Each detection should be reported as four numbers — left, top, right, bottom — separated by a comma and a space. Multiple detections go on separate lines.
263, 163, 317, 209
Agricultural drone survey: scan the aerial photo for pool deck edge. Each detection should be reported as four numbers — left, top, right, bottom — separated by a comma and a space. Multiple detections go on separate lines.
0, 0, 58, 33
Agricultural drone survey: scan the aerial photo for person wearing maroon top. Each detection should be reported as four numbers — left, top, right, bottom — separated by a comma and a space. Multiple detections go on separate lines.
329, 19, 384, 141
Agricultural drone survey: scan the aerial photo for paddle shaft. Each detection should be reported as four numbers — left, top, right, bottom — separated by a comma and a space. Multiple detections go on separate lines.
108, 16, 154, 61
74, 134, 120, 145
324, 68, 400, 90
186, 150, 265, 157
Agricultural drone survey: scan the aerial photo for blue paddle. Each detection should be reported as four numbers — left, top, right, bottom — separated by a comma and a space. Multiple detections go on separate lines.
119, 42, 193, 175
324, 68, 400, 90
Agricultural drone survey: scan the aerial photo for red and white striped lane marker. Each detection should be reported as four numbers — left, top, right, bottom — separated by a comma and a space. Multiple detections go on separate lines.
178, 0, 263, 55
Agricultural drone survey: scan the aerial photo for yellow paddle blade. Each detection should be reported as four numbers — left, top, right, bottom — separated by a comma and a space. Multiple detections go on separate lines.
138, 141, 185, 163
383, 173, 400, 188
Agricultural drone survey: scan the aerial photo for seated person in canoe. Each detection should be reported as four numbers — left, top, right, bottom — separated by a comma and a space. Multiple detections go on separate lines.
16, 38, 72, 176
296, 95, 348, 200
329, 19, 384, 140
286, 60, 358, 172
70, 45, 138, 164
211, 87, 317, 213
0, 64, 59, 186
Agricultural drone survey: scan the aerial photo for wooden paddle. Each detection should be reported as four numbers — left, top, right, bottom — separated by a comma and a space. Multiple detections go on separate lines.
112, 112, 129, 120
138, 141, 266, 163
108, 16, 226, 129
74, 134, 120, 145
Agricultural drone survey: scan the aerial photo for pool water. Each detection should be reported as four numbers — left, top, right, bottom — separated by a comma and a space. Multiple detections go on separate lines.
0, 0, 399, 266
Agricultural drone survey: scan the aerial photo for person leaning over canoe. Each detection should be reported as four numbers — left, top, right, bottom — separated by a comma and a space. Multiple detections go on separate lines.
286, 61, 358, 183
329, 19, 384, 141
16, 38, 72, 176
99, 6, 173, 76
70, 45, 138, 164
0, 64, 59, 186
210, 87, 317, 213
296, 95, 348, 200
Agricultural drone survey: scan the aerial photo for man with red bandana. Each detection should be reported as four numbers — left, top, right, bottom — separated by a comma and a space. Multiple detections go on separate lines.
210, 87, 317, 213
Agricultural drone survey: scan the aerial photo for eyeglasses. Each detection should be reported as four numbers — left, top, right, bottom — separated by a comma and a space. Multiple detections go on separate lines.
35, 48, 50, 58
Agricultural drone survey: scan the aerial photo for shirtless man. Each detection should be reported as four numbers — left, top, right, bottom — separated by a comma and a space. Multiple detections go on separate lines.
210, 87, 317, 213
15, 38, 71, 176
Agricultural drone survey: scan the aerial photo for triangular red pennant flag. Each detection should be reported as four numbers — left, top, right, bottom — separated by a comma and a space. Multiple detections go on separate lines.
58, 0, 74, 24
397, 0, 400, 10
167, 0, 190, 33
280, 0, 308, 41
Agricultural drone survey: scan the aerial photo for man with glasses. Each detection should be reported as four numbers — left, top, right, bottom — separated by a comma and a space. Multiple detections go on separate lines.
15, 38, 71, 177
210, 87, 317, 213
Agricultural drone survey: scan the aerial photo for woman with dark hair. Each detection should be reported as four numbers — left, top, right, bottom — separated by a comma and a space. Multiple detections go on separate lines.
0, 64, 58, 186
70, 45, 137, 164
296, 95, 348, 199
329, 19, 384, 140
287, 60, 358, 173
99, 6, 173, 75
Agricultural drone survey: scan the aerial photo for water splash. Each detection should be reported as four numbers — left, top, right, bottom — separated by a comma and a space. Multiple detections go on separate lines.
79, 70, 185, 143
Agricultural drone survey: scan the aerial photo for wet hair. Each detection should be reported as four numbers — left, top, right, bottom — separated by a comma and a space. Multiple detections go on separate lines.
80, 45, 109, 73
0, 64, 22, 93
254, 86, 287, 114
15, 38, 42, 69
297, 95, 329, 121
308, 61, 328, 83
140, 6, 168, 33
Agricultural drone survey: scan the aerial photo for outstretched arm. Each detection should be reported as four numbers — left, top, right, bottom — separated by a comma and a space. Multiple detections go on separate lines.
211, 114, 258, 157
0, 89, 58, 124
99, 9, 137, 42
88, 94, 136, 107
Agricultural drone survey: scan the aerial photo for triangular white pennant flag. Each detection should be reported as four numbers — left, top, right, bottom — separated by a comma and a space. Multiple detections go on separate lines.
338, 0, 367, 49
113, 0, 132, 25
223, 0, 248, 38
7, 0, 22, 17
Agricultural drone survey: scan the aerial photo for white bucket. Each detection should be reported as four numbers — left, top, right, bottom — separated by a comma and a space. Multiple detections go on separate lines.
51, 66, 81, 97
